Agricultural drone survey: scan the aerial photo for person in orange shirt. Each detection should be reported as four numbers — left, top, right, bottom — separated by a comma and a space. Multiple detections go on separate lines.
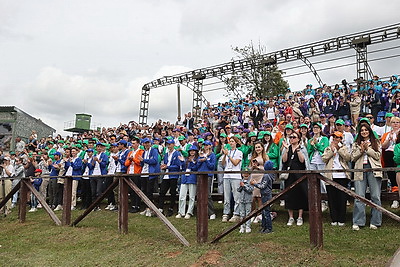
273, 121, 287, 145
125, 137, 144, 213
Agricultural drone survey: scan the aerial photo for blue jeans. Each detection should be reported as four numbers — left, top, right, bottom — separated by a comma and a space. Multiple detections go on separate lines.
261, 193, 272, 231
223, 179, 241, 215
178, 183, 196, 216
239, 202, 252, 227
310, 162, 327, 193
353, 167, 382, 226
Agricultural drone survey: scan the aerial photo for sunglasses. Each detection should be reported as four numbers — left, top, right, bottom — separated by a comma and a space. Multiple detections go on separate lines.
289, 136, 298, 139
366, 116, 373, 119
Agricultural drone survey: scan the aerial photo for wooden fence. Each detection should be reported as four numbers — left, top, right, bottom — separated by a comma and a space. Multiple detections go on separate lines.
1, 168, 400, 249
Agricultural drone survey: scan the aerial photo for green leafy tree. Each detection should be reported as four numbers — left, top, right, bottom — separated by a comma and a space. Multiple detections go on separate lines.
225, 42, 289, 98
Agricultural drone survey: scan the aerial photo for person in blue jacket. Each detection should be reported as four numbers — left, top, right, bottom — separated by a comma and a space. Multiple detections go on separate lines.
65, 147, 83, 210
176, 145, 199, 219
28, 169, 43, 212
90, 143, 109, 209
139, 138, 161, 217
159, 138, 182, 217
197, 140, 217, 219
251, 160, 275, 234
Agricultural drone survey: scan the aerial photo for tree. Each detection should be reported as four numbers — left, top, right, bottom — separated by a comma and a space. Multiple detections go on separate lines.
225, 42, 289, 99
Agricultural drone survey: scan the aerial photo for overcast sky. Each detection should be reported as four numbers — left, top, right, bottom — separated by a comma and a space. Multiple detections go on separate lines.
1, 0, 399, 135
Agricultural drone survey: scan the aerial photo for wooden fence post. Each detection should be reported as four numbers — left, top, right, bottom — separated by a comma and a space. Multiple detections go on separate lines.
62, 177, 73, 226
118, 176, 129, 234
308, 174, 323, 249
18, 179, 28, 223
196, 174, 208, 243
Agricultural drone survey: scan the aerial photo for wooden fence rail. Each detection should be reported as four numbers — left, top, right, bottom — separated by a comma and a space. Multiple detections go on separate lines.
1, 168, 400, 249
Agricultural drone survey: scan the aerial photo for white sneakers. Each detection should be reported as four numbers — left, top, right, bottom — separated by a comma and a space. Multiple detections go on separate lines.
321, 202, 328, 212
287, 217, 295, 226
352, 224, 378, 230
229, 215, 240, 222
222, 215, 229, 222
391, 200, 399, 209
28, 207, 37, 213
239, 225, 251, 233
184, 214, 191, 219
370, 224, 378, 230
175, 214, 183, 219
280, 200, 285, 207
331, 222, 338, 226
209, 214, 216, 220
296, 217, 303, 226
54, 205, 63, 211
287, 217, 303, 226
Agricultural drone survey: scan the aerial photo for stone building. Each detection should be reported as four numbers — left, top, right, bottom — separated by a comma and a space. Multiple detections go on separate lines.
0, 106, 55, 151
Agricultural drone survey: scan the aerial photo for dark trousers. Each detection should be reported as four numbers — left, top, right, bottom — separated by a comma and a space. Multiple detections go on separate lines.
48, 179, 58, 207
80, 179, 92, 209
141, 177, 156, 203
261, 193, 272, 231
327, 178, 348, 223
103, 177, 116, 205
159, 179, 177, 210
90, 178, 104, 203
207, 176, 215, 216
383, 151, 397, 187
56, 183, 63, 206
129, 175, 141, 207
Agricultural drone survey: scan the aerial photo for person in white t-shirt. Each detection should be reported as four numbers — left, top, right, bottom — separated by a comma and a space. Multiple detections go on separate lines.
221, 136, 243, 223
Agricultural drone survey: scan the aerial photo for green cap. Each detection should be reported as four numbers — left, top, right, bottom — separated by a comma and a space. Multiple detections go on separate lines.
48, 141, 54, 145
178, 135, 186, 141
220, 133, 227, 138
313, 122, 323, 129
248, 132, 257, 138
299, 124, 308, 128
385, 113, 394, 118
198, 138, 204, 143
9, 151, 15, 155
285, 124, 294, 130
359, 117, 371, 125
257, 131, 265, 139
335, 119, 345, 125
264, 131, 272, 136
234, 134, 241, 139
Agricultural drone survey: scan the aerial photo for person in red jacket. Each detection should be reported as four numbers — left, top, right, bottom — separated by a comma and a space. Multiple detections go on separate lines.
124, 137, 144, 213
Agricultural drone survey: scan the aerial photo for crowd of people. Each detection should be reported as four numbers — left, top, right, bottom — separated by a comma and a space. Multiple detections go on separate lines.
1, 74, 400, 233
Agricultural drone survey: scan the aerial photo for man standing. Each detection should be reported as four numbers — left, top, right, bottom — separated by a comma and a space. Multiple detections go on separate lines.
124, 138, 143, 213
139, 138, 161, 216
1, 157, 15, 215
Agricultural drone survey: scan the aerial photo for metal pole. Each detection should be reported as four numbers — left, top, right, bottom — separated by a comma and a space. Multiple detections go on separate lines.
196, 174, 209, 243
177, 83, 181, 120
308, 174, 323, 249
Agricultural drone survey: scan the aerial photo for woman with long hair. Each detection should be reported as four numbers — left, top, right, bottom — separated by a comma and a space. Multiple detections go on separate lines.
214, 133, 229, 194
249, 141, 269, 221
281, 130, 309, 226
351, 123, 382, 230
262, 131, 279, 169
381, 116, 400, 208
322, 131, 351, 226
221, 136, 243, 222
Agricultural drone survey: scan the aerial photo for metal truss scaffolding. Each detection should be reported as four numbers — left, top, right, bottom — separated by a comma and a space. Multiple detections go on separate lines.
139, 23, 400, 125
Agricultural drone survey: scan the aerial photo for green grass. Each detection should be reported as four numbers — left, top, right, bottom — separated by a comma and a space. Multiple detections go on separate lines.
0, 202, 399, 266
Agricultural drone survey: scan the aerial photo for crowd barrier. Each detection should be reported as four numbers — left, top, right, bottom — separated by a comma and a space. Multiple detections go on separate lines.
1, 168, 400, 249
